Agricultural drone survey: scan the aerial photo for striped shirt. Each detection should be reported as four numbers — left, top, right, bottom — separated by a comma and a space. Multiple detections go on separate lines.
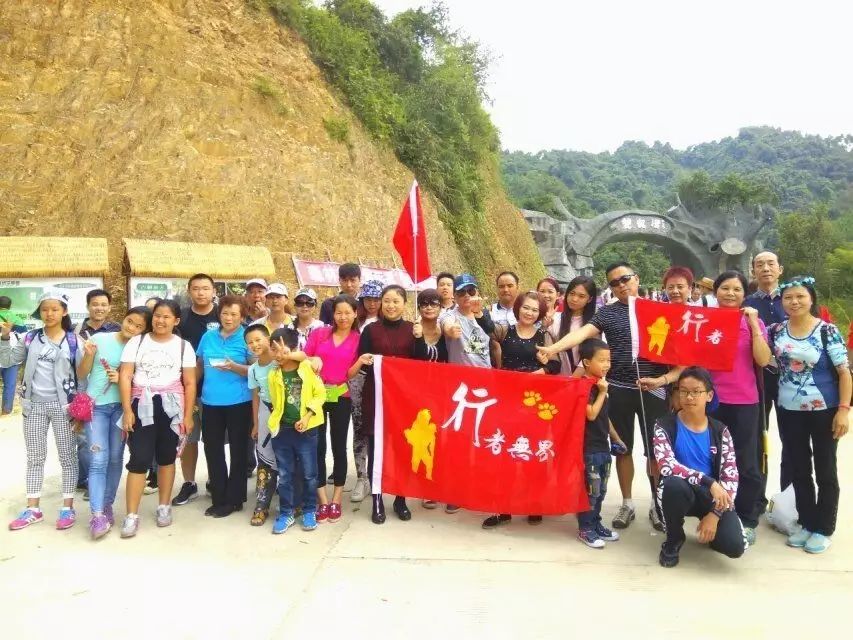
589, 301, 669, 398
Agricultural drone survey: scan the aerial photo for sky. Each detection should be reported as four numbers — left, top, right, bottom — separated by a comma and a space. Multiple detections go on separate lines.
372, 0, 853, 153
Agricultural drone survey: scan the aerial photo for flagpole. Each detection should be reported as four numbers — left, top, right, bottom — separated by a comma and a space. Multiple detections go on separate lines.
412, 181, 419, 320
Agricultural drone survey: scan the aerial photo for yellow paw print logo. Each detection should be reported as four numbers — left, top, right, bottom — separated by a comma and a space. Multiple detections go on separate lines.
537, 403, 558, 420
522, 391, 542, 407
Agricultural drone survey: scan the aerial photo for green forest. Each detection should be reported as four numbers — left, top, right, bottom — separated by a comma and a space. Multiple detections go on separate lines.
503, 127, 853, 320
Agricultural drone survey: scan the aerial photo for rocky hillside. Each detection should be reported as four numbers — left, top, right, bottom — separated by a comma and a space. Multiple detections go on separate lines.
0, 0, 543, 294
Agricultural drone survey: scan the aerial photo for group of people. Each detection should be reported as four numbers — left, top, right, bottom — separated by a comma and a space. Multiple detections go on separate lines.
1, 253, 850, 568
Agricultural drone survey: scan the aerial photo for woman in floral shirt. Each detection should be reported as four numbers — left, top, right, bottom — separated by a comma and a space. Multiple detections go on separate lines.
768, 276, 851, 554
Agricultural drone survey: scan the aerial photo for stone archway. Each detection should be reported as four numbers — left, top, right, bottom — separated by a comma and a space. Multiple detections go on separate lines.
523, 198, 772, 284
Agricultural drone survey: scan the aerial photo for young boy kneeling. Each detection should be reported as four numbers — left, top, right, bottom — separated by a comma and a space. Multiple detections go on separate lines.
267, 328, 326, 533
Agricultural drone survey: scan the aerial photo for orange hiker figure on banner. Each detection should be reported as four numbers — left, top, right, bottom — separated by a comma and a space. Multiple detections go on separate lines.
405, 409, 437, 480
647, 316, 671, 356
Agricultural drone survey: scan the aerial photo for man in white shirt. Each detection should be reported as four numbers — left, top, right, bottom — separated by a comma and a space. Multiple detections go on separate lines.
489, 271, 519, 327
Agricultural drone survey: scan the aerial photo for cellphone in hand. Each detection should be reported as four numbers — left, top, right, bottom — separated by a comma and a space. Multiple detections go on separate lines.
610, 441, 628, 456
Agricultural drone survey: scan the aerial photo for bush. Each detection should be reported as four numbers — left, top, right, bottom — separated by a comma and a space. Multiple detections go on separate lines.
323, 116, 351, 146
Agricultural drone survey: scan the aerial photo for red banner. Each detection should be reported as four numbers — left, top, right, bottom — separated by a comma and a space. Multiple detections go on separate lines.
373, 357, 593, 515
630, 297, 741, 371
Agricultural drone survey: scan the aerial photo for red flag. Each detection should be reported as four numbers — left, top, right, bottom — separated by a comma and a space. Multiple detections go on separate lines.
630, 297, 741, 371
373, 356, 593, 515
392, 180, 431, 282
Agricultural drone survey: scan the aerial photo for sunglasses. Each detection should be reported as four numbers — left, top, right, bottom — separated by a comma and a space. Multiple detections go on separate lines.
457, 286, 478, 297
608, 274, 636, 288
419, 300, 441, 308
294, 300, 316, 308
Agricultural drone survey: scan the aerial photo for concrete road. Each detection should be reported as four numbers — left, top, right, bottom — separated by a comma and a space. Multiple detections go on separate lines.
0, 411, 848, 639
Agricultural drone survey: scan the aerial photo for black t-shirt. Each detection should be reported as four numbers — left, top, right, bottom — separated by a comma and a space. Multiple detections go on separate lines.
590, 301, 668, 391
585, 386, 610, 454
180, 306, 219, 350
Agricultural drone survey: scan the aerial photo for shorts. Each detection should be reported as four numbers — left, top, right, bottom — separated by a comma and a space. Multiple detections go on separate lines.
608, 385, 668, 456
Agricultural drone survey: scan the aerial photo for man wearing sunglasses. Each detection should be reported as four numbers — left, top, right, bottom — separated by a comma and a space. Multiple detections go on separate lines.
539, 262, 681, 532
441, 274, 493, 369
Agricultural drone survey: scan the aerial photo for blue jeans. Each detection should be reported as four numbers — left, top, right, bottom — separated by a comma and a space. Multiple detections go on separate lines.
577, 451, 612, 531
270, 426, 318, 516
1, 364, 17, 413
86, 403, 126, 513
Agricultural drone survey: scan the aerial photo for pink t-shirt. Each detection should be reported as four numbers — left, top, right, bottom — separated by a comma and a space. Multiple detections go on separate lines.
710, 315, 767, 405
304, 326, 360, 388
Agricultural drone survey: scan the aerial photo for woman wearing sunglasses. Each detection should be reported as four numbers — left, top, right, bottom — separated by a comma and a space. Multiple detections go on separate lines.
289, 288, 324, 350
413, 289, 448, 364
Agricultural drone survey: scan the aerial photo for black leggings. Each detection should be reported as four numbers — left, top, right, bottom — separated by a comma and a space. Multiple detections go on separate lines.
778, 407, 839, 536
712, 402, 762, 528
202, 402, 253, 508
367, 434, 404, 501
127, 396, 178, 473
660, 476, 746, 559
317, 397, 352, 487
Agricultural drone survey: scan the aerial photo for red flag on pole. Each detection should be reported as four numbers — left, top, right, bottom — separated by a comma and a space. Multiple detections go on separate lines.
629, 297, 741, 371
393, 180, 431, 284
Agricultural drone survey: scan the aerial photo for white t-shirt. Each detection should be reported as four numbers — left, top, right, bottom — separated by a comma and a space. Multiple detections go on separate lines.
121, 334, 196, 387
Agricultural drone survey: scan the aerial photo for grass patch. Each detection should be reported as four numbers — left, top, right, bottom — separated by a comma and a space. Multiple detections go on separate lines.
323, 116, 351, 147
252, 75, 290, 116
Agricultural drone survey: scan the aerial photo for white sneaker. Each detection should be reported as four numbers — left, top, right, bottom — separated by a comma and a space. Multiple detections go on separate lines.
649, 507, 664, 532
156, 505, 172, 528
351, 477, 370, 503
120, 514, 139, 538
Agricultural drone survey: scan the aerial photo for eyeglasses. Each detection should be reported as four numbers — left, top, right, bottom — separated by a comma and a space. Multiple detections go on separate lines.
419, 300, 441, 308
294, 300, 316, 308
608, 274, 636, 288
677, 388, 708, 399
457, 286, 478, 297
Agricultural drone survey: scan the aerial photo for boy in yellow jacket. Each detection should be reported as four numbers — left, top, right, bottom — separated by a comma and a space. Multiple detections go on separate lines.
268, 328, 326, 534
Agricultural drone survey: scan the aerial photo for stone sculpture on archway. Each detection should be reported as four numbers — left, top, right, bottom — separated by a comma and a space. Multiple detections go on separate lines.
523, 196, 773, 284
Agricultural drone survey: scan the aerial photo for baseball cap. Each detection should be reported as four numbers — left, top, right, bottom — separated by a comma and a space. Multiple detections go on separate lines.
453, 274, 478, 291
265, 283, 288, 297
294, 287, 317, 301
32, 290, 70, 318
245, 278, 268, 290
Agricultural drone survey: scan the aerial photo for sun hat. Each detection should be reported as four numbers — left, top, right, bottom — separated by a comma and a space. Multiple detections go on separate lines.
358, 279, 384, 299
265, 283, 288, 297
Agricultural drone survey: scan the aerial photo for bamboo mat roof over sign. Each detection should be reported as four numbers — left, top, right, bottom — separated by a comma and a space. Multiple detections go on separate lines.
0, 236, 109, 277
122, 238, 276, 279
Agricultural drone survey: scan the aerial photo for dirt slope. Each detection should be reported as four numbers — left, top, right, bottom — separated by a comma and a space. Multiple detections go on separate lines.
0, 0, 543, 294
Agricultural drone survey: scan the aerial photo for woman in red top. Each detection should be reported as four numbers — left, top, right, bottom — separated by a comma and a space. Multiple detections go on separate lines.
303, 294, 360, 523
351, 285, 415, 524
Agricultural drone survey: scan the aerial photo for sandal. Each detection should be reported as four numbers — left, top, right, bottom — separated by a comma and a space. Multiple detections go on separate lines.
250, 509, 268, 526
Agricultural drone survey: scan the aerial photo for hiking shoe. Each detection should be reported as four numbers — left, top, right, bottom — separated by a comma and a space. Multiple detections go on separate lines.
595, 523, 620, 542
89, 514, 111, 539
612, 504, 636, 529
120, 515, 139, 538
302, 511, 318, 531
577, 529, 605, 549
171, 482, 198, 506
787, 526, 812, 548
83, 489, 90, 501
250, 509, 268, 526
445, 504, 461, 514
56, 508, 76, 530
422, 500, 439, 509
649, 507, 664, 532
272, 513, 295, 534
805, 533, 831, 554
351, 477, 369, 503
328, 503, 342, 523
9, 508, 43, 531
316, 503, 329, 523
744, 527, 757, 546
527, 515, 543, 525
659, 535, 685, 568
104, 504, 115, 526
482, 514, 512, 529
156, 505, 172, 528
